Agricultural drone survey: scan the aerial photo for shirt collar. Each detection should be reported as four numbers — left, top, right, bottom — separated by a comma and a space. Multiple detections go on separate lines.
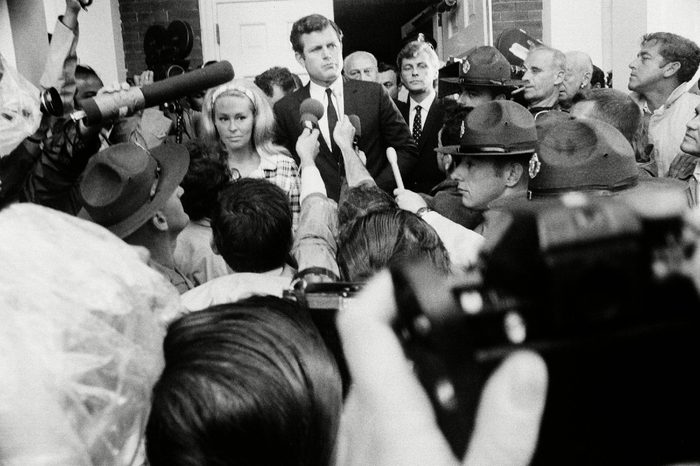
309, 77, 344, 101
630, 82, 690, 114
409, 90, 436, 113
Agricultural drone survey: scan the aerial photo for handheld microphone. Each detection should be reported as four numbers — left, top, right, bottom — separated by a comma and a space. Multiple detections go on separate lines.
348, 114, 361, 150
71, 61, 234, 126
386, 147, 404, 190
299, 98, 324, 131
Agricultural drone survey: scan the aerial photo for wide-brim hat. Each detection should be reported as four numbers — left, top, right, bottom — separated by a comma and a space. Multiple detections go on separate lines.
78, 142, 189, 239
487, 117, 688, 205
436, 100, 538, 157
530, 118, 641, 196
440, 46, 525, 89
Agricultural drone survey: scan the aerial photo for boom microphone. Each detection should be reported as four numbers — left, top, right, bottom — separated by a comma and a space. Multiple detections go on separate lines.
72, 61, 235, 126
299, 98, 324, 130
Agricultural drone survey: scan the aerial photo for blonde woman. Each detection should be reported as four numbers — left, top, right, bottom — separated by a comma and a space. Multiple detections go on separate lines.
201, 79, 300, 228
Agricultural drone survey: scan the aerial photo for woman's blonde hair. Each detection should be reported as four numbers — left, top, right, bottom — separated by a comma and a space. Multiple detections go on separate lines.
201, 79, 290, 159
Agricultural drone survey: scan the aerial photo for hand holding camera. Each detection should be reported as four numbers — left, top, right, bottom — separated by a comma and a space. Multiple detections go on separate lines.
335, 271, 547, 466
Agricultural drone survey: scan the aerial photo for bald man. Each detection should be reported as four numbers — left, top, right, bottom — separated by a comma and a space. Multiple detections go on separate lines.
559, 51, 593, 109
344, 51, 378, 82
521, 46, 567, 113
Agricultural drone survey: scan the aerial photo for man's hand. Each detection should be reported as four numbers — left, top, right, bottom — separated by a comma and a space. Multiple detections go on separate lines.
295, 127, 320, 170
333, 115, 356, 152
394, 188, 428, 214
133, 70, 154, 87
78, 82, 131, 135
61, 0, 82, 30
335, 271, 548, 466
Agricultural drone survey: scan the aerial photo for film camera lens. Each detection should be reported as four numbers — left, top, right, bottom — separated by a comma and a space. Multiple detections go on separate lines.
39, 87, 63, 117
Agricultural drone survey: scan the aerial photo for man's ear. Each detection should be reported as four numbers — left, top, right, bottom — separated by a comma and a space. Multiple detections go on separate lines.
295, 52, 306, 69
210, 236, 219, 255
663, 61, 681, 79
504, 162, 525, 187
554, 69, 565, 86
151, 211, 169, 232
582, 71, 592, 88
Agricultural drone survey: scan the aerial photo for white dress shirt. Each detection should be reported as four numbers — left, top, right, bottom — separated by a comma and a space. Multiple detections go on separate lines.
408, 90, 436, 135
309, 78, 345, 148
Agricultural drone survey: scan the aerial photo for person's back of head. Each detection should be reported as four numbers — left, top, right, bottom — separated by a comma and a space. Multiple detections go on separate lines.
180, 157, 228, 222
146, 296, 342, 466
254, 66, 298, 102
337, 208, 451, 281
570, 88, 642, 144
211, 178, 292, 272
338, 183, 396, 228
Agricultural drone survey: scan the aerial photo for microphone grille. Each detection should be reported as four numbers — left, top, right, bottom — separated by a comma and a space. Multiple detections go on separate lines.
299, 98, 325, 119
348, 114, 362, 138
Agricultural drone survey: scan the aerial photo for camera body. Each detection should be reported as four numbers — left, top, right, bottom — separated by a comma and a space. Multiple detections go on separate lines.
392, 193, 700, 464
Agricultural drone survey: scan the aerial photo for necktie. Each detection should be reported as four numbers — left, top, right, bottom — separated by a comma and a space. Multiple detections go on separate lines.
326, 88, 339, 156
412, 105, 422, 141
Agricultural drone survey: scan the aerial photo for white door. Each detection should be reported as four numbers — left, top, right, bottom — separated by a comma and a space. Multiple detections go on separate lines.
200, 0, 334, 81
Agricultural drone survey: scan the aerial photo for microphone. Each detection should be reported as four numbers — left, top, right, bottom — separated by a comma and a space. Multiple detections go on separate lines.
71, 61, 235, 126
348, 114, 361, 150
386, 147, 404, 190
299, 98, 324, 131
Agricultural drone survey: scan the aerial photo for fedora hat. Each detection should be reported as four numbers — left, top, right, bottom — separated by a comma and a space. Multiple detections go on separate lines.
436, 100, 538, 157
440, 46, 524, 89
78, 142, 189, 238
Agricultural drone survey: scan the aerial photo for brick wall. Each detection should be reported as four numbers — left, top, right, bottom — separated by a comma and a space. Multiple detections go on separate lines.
118, 0, 203, 79
492, 0, 543, 44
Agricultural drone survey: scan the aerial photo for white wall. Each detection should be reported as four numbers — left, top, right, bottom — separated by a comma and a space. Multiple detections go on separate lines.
543, 0, 604, 67
0, 2, 17, 67
43, 0, 125, 83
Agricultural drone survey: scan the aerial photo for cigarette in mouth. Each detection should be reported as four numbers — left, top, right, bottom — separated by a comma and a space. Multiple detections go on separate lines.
512, 86, 526, 95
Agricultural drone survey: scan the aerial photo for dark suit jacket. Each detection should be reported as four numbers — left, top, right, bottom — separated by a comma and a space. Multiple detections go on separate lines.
273, 78, 417, 201
397, 97, 446, 194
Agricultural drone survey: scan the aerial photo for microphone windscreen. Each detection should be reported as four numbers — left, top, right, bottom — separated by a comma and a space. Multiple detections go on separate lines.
348, 114, 362, 139
299, 98, 325, 121
141, 61, 234, 107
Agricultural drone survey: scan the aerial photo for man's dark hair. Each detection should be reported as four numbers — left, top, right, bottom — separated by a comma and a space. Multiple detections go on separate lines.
642, 32, 700, 84
337, 208, 451, 281
254, 67, 297, 98
571, 88, 642, 144
378, 61, 397, 74
290, 14, 343, 55
146, 296, 342, 466
180, 157, 228, 221
337, 184, 396, 227
211, 179, 292, 272
591, 65, 606, 88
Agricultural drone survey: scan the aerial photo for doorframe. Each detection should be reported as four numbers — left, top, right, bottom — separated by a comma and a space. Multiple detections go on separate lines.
198, 0, 218, 62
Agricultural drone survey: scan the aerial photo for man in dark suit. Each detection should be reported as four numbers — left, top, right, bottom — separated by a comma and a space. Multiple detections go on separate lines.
274, 14, 417, 201
395, 39, 444, 194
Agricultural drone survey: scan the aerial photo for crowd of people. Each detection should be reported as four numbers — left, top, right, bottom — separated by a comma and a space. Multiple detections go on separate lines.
2, 0, 700, 464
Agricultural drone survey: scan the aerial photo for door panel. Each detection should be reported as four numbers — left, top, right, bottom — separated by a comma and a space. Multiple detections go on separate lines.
214, 0, 333, 81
